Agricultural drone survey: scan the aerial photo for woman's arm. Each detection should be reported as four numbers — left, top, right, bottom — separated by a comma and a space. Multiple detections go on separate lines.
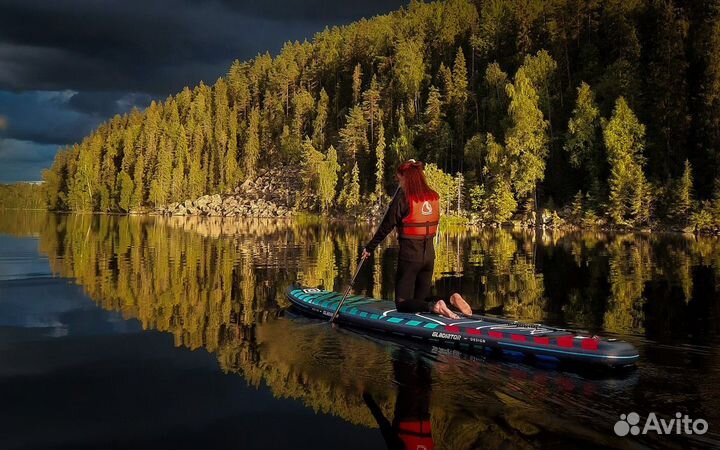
364, 190, 405, 253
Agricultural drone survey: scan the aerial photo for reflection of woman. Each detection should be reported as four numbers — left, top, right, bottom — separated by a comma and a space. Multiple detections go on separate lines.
363, 349, 434, 450
362, 160, 471, 319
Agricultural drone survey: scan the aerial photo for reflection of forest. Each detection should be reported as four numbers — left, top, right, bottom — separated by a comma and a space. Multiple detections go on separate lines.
3, 212, 720, 448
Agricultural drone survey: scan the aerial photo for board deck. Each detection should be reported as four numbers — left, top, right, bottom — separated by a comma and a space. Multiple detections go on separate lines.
287, 287, 639, 368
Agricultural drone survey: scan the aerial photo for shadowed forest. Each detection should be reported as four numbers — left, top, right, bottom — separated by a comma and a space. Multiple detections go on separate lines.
35, 0, 720, 230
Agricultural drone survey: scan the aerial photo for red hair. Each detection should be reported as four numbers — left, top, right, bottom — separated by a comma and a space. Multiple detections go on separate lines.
397, 160, 439, 203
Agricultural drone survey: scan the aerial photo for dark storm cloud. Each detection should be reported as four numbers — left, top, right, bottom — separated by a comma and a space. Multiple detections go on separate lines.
0, 0, 407, 95
0, 0, 407, 182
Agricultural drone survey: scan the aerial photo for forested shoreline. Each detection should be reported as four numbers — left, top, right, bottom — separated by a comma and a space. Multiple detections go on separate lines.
28, 0, 720, 231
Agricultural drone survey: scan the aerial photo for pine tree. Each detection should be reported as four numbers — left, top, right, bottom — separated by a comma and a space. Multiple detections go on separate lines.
352, 63, 363, 105
224, 107, 240, 190
319, 145, 341, 212
603, 97, 651, 226
170, 125, 189, 201
504, 67, 548, 204
345, 162, 360, 211
670, 159, 693, 222
391, 107, 415, 162
312, 88, 329, 149
117, 170, 134, 212
394, 38, 425, 115
149, 135, 173, 206
339, 105, 368, 163
450, 47, 469, 147
213, 78, 230, 191
131, 153, 145, 209
374, 122, 386, 201
362, 75, 381, 146
292, 88, 315, 141
244, 107, 261, 180
565, 82, 602, 200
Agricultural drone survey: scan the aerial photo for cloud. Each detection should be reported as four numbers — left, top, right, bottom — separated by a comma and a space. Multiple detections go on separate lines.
0, 0, 408, 182
0, 139, 58, 182
0, 0, 408, 95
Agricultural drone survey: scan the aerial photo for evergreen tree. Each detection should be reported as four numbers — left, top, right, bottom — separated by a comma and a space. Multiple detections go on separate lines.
391, 107, 415, 163
117, 170, 134, 212
171, 125, 189, 201
352, 63, 363, 105
131, 153, 145, 209
312, 88, 329, 149
504, 67, 548, 205
670, 159, 693, 223
244, 107, 261, 180
149, 135, 173, 206
374, 122, 386, 201
339, 105, 368, 163
339, 162, 361, 210
450, 47, 469, 154
319, 145, 341, 212
224, 107, 240, 190
603, 97, 651, 226
564, 82, 602, 200
213, 78, 230, 191
362, 75, 381, 146
394, 38, 425, 115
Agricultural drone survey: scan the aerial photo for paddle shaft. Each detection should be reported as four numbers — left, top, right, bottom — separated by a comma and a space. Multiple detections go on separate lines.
330, 186, 401, 323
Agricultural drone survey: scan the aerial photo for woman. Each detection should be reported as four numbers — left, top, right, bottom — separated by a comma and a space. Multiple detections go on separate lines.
362, 159, 471, 319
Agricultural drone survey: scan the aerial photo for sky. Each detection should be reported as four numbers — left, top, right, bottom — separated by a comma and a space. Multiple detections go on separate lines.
0, 0, 408, 183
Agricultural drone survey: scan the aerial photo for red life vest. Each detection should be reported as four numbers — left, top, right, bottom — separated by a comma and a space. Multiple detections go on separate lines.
399, 198, 440, 239
397, 420, 434, 450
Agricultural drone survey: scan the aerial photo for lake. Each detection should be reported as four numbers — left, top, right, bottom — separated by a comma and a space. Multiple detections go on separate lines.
1, 211, 719, 449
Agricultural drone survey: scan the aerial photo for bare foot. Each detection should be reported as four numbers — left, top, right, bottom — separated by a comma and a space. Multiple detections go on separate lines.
449, 293, 472, 316
431, 300, 460, 320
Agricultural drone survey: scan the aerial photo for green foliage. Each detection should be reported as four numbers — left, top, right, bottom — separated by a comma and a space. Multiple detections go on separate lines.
39, 0, 720, 225
244, 108, 261, 179
339, 105, 368, 163
424, 163, 455, 215
504, 67, 548, 200
374, 122, 386, 200
669, 160, 693, 223
603, 97, 651, 226
338, 162, 361, 211
0, 183, 45, 209
319, 146, 341, 212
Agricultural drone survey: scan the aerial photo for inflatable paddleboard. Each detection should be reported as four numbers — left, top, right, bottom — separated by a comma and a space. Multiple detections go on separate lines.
287, 287, 639, 368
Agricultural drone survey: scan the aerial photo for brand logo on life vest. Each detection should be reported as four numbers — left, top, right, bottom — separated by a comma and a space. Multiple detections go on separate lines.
421, 201, 433, 216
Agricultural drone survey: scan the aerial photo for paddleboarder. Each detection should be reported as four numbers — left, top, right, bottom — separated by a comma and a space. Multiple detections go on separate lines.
362, 159, 472, 319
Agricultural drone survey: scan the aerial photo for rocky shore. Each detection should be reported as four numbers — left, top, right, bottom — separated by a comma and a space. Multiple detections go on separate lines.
154, 166, 302, 218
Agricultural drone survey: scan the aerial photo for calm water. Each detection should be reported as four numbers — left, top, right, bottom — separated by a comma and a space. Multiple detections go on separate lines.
1, 211, 719, 449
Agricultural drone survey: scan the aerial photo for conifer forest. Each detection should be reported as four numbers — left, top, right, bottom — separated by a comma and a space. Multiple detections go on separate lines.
38, 0, 720, 230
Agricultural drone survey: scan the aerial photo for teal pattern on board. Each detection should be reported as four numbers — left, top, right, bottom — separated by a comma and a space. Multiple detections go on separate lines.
287, 287, 639, 368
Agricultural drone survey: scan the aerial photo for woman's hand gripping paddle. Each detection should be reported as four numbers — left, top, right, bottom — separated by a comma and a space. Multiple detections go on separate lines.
330, 187, 400, 324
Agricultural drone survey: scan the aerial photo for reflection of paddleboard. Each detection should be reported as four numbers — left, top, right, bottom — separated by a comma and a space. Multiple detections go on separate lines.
287, 287, 639, 368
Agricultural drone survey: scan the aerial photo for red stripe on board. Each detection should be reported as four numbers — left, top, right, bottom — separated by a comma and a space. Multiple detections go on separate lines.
488, 330, 503, 339
533, 336, 550, 345
445, 325, 460, 333
557, 336, 574, 348
581, 338, 599, 350
511, 334, 527, 342
466, 328, 482, 335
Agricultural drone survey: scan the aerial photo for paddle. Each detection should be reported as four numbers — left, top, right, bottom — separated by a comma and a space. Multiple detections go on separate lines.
330, 186, 401, 323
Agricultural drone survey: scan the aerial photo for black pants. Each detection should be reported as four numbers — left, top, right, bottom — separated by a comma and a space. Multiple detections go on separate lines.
395, 238, 436, 313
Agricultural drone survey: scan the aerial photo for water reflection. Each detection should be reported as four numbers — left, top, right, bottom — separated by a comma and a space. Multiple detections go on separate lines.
2, 211, 720, 449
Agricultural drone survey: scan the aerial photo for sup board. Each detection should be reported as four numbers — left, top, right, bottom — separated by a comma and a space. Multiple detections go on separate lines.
287, 287, 639, 368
